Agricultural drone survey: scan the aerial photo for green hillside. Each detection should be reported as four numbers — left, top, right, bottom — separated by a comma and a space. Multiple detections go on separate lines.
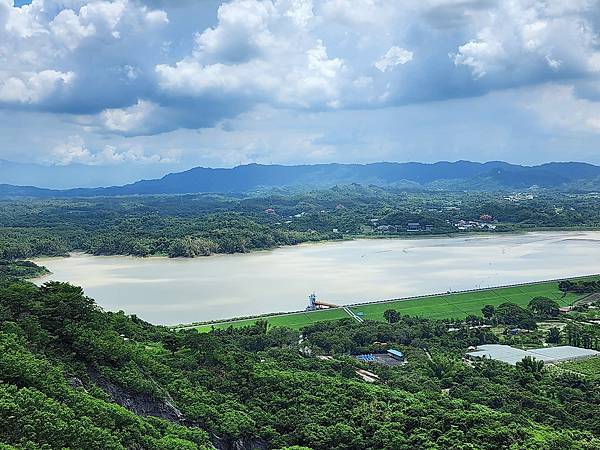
2, 278, 600, 449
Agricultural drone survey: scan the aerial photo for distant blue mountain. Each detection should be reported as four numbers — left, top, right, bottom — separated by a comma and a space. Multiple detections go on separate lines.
0, 159, 180, 189
1, 160, 600, 197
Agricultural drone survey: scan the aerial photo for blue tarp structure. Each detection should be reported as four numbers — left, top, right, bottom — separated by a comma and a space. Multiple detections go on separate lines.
387, 349, 405, 360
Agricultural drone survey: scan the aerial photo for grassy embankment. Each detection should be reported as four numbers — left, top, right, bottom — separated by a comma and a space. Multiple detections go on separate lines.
189, 276, 596, 332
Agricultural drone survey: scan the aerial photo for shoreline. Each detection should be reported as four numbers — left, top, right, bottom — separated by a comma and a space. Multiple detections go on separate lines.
28, 229, 600, 326
175, 272, 600, 329
30, 226, 599, 265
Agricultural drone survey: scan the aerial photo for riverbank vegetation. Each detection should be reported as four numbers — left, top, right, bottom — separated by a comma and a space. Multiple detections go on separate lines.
1, 277, 600, 449
1, 187, 600, 259
0, 260, 48, 280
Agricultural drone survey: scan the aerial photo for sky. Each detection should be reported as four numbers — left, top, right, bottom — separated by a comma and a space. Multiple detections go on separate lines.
2, 0, 600, 181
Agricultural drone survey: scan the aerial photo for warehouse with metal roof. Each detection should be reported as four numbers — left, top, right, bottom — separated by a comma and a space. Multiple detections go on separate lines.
466, 344, 599, 365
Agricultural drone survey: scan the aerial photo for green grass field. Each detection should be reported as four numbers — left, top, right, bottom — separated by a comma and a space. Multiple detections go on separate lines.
187, 277, 592, 332
558, 357, 600, 380
352, 282, 580, 321
191, 307, 351, 332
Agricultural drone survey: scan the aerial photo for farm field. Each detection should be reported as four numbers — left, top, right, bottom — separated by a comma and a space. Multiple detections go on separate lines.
559, 357, 600, 380
351, 281, 580, 321
188, 277, 593, 332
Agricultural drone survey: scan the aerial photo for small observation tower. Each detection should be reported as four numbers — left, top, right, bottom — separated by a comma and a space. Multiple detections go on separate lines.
306, 293, 339, 311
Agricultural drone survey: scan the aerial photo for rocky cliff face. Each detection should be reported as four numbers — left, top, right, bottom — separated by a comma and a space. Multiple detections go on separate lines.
212, 436, 268, 450
86, 369, 186, 423
80, 370, 268, 450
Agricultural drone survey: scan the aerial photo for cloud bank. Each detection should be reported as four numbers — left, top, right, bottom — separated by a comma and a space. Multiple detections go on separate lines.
1, 0, 600, 169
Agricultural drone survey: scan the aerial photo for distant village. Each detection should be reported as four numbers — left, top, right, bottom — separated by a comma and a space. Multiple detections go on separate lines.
504, 192, 535, 202
452, 214, 497, 231
373, 222, 434, 233
265, 204, 500, 235
370, 213, 498, 234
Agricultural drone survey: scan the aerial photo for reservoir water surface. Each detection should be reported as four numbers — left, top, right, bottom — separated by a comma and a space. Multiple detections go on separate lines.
33, 231, 600, 325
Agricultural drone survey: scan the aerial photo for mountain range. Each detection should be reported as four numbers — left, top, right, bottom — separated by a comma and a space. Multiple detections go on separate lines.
2, 160, 600, 197
0, 159, 180, 190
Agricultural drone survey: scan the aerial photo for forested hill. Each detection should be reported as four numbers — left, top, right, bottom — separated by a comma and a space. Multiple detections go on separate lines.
2, 276, 600, 449
2, 160, 600, 197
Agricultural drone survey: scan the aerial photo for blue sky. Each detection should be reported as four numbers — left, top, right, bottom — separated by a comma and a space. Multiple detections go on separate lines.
2, 0, 600, 178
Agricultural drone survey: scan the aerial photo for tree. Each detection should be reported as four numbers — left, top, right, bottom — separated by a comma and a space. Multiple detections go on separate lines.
465, 314, 480, 326
5, 261, 600, 450
528, 297, 560, 318
426, 356, 459, 381
559, 280, 575, 293
547, 327, 561, 344
162, 333, 180, 354
481, 304, 495, 320
217, 410, 256, 440
516, 356, 544, 377
383, 309, 400, 324
167, 237, 218, 258
495, 302, 537, 329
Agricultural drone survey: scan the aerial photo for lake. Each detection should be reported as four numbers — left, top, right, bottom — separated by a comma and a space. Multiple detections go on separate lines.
33, 231, 600, 325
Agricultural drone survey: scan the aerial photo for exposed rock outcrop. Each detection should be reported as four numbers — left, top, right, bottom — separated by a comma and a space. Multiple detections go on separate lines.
86, 368, 185, 423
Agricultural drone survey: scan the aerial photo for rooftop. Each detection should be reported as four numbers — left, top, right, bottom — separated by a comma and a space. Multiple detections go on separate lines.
466, 344, 599, 365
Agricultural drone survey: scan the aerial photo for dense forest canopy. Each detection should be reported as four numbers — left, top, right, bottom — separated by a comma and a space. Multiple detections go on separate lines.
1, 186, 599, 260
0, 276, 599, 449
1, 186, 599, 448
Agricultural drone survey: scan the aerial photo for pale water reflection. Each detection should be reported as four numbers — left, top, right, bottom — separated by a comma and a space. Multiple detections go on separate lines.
33, 231, 600, 325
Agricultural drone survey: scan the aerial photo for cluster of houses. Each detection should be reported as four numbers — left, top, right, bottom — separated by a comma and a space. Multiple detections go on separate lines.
504, 193, 535, 202
375, 222, 434, 233
453, 219, 497, 231
265, 206, 503, 236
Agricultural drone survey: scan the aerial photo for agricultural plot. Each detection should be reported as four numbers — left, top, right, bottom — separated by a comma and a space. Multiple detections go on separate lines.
351, 281, 578, 321
558, 357, 600, 380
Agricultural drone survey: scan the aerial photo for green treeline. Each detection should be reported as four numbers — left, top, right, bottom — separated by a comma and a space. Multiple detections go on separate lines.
0, 213, 328, 259
0, 260, 48, 280
560, 279, 600, 294
1, 187, 600, 259
1, 279, 599, 449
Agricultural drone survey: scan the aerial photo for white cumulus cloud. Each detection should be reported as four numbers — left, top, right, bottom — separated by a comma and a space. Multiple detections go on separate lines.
524, 84, 600, 134
46, 135, 177, 165
101, 99, 158, 134
374, 46, 413, 72
0, 0, 169, 110
156, 0, 346, 110
452, 1, 600, 79
0, 70, 74, 104
2, 0, 600, 166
